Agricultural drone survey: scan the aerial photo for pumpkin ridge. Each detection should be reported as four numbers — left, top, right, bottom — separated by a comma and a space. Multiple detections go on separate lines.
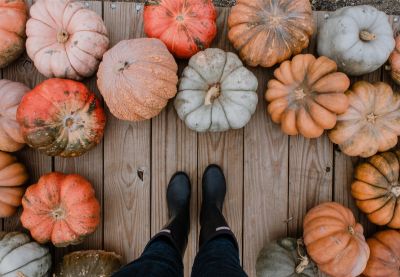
62, 43, 81, 78
4, 245, 50, 273
125, 60, 178, 86
231, 24, 265, 52
367, 155, 399, 184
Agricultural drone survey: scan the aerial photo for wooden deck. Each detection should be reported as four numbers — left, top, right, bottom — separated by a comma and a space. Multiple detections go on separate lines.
2, 2, 400, 276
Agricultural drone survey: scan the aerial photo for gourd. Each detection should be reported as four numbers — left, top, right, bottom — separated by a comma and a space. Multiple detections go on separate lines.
318, 5, 395, 76
265, 54, 350, 138
97, 38, 178, 121
16, 78, 106, 157
26, 0, 109, 80
174, 48, 258, 132
228, 0, 314, 67
144, 0, 217, 58
389, 35, 400, 85
21, 172, 101, 247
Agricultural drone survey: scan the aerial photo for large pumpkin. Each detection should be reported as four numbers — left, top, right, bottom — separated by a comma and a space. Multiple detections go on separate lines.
0, 0, 27, 69
0, 80, 29, 152
174, 48, 258, 132
265, 54, 350, 138
389, 35, 400, 85
228, 0, 314, 67
318, 5, 395, 76
97, 38, 178, 121
329, 81, 400, 158
0, 231, 51, 277
16, 78, 106, 157
303, 202, 370, 277
26, 0, 109, 80
21, 172, 100, 247
144, 0, 217, 59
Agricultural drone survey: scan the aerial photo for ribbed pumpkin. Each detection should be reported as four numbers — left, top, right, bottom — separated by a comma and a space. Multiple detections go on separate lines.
303, 202, 370, 277
21, 172, 100, 247
265, 54, 350, 138
0, 0, 27, 69
144, 0, 217, 58
389, 35, 400, 85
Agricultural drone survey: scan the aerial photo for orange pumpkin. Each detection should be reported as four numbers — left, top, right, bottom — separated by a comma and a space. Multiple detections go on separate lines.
21, 172, 100, 247
303, 202, 370, 277
389, 35, 400, 85
0, 0, 27, 69
265, 54, 350, 138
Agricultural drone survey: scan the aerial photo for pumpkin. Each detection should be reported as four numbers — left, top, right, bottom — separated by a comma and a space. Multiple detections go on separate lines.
363, 230, 400, 277
329, 81, 400, 158
0, 0, 27, 69
16, 78, 106, 157
227, 0, 314, 67
265, 54, 350, 138
174, 48, 258, 132
26, 0, 109, 80
97, 38, 178, 121
144, 0, 217, 59
21, 172, 100, 247
0, 80, 29, 152
389, 35, 400, 85
303, 202, 370, 277
256, 238, 318, 277
55, 250, 122, 277
318, 5, 395, 76
0, 231, 51, 277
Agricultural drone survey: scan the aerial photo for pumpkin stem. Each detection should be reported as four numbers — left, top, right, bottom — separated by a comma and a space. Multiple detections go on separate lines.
366, 113, 378, 123
57, 30, 69, 43
52, 206, 66, 220
391, 185, 400, 197
348, 226, 355, 235
294, 88, 306, 100
295, 239, 310, 274
17, 272, 27, 277
204, 84, 221, 105
360, 30, 376, 42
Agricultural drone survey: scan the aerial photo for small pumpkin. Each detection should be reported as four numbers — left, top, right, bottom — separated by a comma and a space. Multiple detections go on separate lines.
174, 48, 258, 132
0, 80, 29, 152
0, 231, 51, 277
318, 5, 395, 76
329, 81, 400, 158
256, 238, 318, 277
228, 0, 314, 67
21, 172, 100, 247
144, 0, 217, 58
16, 78, 106, 157
97, 38, 178, 121
303, 202, 370, 277
26, 0, 109, 80
389, 35, 400, 85
0, 0, 27, 69
265, 54, 350, 138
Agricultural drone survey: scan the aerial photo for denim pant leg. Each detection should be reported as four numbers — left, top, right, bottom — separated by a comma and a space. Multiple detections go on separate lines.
112, 237, 184, 277
191, 235, 248, 277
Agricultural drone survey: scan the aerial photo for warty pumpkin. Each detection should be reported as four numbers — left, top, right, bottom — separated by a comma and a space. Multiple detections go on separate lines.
228, 0, 314, 67
21, 172, 100, 247
265, 54, 350, 138
97, 38, 178, 121
144, 0, 217, 59
389, 35, 400, 85
303, 202, 370, 277
26, 0, 109, 80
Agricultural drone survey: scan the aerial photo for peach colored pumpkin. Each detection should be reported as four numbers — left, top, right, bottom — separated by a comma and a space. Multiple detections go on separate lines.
26, 0, 109, 80
389, 35, 400, 85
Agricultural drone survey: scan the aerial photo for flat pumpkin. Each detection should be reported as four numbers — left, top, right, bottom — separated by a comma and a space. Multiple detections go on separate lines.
389, 35, 400, 85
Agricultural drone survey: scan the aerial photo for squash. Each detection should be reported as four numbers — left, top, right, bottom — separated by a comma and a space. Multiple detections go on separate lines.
265, 54, 350, 138
303, 202, 370, 277
0, 0, 27, 69
228, 0, 314, 67
318, 5, 395, 76
0, 80, 29, 152
16, 78, 106, 157
21, 172, 100, 247
328, 81, 400, 158
0, 231, 51, 277
256, 238, 318, 277
26, 0, 109, 80
389, 35, 400, 85
97, 38, 178, 121
144, 0, 217, 58
55, 250, 122, 277
174, 48, 258, 132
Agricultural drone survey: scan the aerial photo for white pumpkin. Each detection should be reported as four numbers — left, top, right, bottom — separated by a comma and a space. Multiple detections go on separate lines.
174, 48, 258, 132
0, 232, 51, 277
318, 5, 395, 76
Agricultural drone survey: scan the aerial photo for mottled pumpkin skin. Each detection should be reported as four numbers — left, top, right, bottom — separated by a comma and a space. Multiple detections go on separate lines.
16, 78, 106, 157
21, 172, 100, 247
389, 35, 400, 85
144, 0, 217, 59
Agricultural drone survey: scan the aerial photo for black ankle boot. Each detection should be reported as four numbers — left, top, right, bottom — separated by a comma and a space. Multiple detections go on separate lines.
199, 165, 238, 249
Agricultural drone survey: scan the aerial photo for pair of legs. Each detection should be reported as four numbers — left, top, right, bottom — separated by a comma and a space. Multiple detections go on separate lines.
113, 165, 247, 277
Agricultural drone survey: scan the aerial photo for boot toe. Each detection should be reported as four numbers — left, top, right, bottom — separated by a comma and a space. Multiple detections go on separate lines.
167, 172, 191, 209
202, 164, 226, 208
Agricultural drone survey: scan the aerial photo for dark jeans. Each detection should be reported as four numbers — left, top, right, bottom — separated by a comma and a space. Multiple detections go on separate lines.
113, 235, 247, 277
